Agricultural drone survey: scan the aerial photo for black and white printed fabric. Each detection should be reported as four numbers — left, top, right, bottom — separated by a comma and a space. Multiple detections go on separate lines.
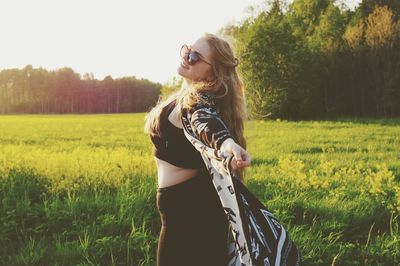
180, 92, 301, 266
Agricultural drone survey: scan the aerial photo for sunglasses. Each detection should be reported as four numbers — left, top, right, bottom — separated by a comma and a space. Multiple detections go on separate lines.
180, 44, 212, 66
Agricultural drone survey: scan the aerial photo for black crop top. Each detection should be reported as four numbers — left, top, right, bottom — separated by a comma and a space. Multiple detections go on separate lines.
150, 99, 206, 169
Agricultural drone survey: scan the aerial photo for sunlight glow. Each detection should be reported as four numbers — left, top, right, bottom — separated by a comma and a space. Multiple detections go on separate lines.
0, 0, 361, 84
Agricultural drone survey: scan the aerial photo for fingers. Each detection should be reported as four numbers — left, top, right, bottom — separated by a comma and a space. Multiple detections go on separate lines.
230, 158, 250, 170
241, 152, 251, 165
237, 158, 251, 168
230, 149, 251, 170
224, 142, 251, 170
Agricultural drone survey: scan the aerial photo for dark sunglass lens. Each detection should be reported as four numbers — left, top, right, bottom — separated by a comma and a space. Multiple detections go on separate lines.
188, 52, 199, 64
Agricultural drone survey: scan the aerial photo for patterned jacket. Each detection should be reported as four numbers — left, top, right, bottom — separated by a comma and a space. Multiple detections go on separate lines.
180, 92, 301, 266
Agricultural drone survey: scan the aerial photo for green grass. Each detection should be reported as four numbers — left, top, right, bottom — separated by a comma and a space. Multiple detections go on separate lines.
0, 114, 399, 265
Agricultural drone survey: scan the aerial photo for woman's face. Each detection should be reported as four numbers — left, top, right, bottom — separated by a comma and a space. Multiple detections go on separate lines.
177, 37, 215, 83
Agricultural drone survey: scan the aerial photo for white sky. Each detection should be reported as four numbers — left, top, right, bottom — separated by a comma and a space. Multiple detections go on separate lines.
0, 0, 361, 85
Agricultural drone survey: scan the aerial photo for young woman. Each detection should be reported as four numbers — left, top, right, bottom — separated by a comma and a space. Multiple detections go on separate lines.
144, 32, 251, 266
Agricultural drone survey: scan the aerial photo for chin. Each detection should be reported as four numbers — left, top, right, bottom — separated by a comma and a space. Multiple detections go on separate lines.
177, 67, 188, 78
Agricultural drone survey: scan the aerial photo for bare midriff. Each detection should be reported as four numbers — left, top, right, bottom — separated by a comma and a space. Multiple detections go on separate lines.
155, 157, 201, 188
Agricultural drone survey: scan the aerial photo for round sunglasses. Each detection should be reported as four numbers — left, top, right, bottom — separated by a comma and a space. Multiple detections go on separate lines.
180, 44, 212, 66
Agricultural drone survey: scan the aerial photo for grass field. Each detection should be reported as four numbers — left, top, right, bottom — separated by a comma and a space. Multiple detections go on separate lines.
0, 114, 399, 265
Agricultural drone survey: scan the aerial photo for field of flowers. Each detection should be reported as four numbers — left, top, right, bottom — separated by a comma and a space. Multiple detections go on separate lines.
0, 114, 399, 265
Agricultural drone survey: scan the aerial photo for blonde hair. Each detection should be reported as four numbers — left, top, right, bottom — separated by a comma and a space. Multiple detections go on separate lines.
144, 32, 248, 182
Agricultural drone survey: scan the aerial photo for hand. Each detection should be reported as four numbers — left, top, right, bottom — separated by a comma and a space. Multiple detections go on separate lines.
220, 138, 251, 170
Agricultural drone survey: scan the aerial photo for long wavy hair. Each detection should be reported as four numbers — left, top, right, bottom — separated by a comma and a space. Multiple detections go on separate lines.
144, 32, 248, 182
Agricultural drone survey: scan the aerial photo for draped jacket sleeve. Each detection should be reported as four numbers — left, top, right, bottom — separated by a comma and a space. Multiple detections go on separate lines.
185, 92, 234, 151
180, 92, 301, 266
180, 92, 254, 265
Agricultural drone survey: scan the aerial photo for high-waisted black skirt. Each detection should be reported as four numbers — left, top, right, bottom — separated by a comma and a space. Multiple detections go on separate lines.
156, 168, 230, 266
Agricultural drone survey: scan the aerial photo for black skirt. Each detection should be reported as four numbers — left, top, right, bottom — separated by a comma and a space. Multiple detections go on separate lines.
156, 168, 229, 266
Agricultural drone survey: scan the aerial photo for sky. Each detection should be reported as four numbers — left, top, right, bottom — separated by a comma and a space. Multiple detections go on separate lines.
0, 0, 361, 85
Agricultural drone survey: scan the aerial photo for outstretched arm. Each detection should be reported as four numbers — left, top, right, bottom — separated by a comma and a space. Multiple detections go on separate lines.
187, 93, 251, 170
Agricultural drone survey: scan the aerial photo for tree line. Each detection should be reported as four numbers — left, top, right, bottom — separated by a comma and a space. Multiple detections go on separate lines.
1, 0, 399, 119
0, 65, 161, 114
220, 0, 400, 119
